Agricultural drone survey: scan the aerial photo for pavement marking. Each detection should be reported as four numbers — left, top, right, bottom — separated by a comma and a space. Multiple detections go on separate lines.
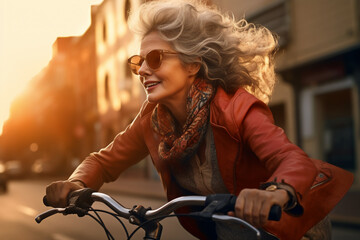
17, 204, 38, 217
52, 233, 76, 240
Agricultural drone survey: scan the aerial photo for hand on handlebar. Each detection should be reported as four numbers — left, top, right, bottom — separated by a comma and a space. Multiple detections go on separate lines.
45, 180, 85, 208
229, 188, 288, 228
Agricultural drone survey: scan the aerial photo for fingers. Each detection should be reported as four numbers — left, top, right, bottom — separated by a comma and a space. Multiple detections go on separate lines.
235, 189, 263, 227
45, 181, 67, 207
45, 180, 84, 208
234, 188, 282, 228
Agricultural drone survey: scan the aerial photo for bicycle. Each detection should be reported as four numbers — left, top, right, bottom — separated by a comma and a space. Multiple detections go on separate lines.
35, 188, 282, 240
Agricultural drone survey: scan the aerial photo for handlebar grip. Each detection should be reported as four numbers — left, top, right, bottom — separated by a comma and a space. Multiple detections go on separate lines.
43, 196, 50, 207
42, 188, 94, 208
68, 188, 95, 208
229, 195, 237, 211
268, 204, 282, 221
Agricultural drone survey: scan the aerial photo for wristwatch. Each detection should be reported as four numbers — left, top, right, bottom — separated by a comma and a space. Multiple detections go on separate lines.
265, 184, 278, 191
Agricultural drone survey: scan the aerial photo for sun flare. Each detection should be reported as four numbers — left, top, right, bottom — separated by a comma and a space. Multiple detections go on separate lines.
0, 0, 104, 135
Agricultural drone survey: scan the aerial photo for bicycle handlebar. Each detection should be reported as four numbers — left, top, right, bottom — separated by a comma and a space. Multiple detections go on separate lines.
39, 189, 281, 223
37, 189, 282, 240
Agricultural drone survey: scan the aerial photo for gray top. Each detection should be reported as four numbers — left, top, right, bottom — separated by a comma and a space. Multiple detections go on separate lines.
172, 126, 228, 196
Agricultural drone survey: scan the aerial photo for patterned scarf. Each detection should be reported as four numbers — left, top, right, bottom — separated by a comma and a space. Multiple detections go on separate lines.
151, 78, 215, 165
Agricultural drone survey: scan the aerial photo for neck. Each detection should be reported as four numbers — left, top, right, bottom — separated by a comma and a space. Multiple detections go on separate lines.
167, 101, 187, 129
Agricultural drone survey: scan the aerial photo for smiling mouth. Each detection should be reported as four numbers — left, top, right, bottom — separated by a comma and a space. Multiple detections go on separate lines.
145, 82, 160, 90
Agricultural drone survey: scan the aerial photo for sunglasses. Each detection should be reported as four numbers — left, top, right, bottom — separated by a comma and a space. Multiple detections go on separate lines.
128, 49, 178, 75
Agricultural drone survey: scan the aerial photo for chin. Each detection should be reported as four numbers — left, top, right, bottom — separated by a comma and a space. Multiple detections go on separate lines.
146, 95, 160, 104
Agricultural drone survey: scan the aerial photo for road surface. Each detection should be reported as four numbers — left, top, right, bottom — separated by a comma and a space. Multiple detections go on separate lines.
0, 177, 359, 239
0, 178, 196, 240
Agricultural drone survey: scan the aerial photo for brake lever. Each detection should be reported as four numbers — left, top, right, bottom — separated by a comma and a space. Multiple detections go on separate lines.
37, 188, 95, 224
35, 208, 66, 223
35, 204, 90, 224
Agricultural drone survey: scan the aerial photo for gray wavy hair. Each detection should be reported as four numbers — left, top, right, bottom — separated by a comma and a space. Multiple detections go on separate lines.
128, 0, 278, 103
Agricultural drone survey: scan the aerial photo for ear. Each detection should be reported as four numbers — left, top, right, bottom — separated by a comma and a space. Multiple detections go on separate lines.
186, 62, 201, 76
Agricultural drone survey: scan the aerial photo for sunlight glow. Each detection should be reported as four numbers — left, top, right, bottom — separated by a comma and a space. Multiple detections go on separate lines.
0, 0, 104, 135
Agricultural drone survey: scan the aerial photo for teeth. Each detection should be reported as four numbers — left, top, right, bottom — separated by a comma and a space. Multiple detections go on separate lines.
146, 82, 159, 88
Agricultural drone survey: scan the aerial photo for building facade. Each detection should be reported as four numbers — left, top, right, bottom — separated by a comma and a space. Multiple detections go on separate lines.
91, 0, 154, 178
213, 0, 360, 186
92, 0, 146, 148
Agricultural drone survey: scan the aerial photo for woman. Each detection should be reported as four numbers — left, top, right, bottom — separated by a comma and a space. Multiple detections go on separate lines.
45, 0, 353, 239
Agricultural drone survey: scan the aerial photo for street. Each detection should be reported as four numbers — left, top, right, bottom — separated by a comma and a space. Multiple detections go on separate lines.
0, 178, 196, 240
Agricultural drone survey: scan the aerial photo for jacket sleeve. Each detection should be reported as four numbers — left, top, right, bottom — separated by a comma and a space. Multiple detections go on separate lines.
238, 94, 317, 202
69, 105, 150, 190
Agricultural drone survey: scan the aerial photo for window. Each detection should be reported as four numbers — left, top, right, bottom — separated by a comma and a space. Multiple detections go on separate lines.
104, 74, 110, 102
247, 0, 290, 47
124, 0, 131, 22
102, 20, 107, 42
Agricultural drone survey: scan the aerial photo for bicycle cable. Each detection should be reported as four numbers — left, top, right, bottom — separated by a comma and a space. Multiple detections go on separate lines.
127, 213, 207, 240
85, 207, 115, 240
89, 208, 130, 239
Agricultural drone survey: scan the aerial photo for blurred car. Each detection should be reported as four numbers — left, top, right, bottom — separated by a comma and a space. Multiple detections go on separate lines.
31, 158, 53, 175
5, 160, 25, 178
0, 161, 8, 193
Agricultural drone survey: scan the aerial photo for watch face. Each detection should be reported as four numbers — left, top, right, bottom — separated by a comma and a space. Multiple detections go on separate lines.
266, 185, 278, 191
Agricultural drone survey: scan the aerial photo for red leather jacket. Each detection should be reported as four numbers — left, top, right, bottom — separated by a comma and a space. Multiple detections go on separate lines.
69, 87, 353, 240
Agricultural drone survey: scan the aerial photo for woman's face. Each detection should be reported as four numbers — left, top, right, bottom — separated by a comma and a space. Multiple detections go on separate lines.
138, 31, 197, 108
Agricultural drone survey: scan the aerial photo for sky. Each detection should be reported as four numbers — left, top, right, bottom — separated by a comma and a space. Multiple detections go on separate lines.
0, 0, 104, 135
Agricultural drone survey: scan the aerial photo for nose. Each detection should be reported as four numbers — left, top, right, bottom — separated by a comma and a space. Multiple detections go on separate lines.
138, 60, 151, 76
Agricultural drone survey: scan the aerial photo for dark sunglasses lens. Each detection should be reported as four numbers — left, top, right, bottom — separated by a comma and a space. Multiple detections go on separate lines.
146, 50, 162, 69
128, 55, 143, 74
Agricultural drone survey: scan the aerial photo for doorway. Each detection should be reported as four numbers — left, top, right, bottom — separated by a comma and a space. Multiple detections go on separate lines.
316, 89, 355, 170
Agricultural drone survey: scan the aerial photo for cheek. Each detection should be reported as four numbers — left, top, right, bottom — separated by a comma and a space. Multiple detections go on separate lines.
156, 63, 191, 85
164, 62, 189, 77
